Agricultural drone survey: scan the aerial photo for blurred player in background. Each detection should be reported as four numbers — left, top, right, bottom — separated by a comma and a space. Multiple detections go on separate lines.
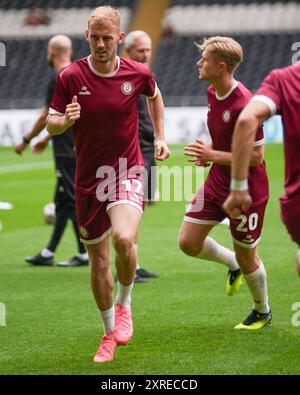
47, 6, 170, 363
125, 30, 159, 283
14, 35, 88, 268
179, 36, 271, 330
223, 60, 300, 277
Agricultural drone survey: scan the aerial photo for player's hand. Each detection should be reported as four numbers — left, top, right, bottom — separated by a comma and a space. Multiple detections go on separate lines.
155, 140, 171, 161
32, 138, 49, 154
14, 141, 27, 155
223, 190, 253, 219
64, 95, 80, 127
184, 139, 214, 163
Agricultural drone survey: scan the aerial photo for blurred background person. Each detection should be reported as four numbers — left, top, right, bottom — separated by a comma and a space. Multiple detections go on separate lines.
125, 30, 159, 282
14, 34, 88, 267
24, 7, 41, 26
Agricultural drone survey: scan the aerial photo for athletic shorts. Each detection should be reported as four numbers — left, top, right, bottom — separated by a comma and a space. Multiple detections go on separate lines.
184, 187, 268, 249
76, 174, 144, 244
280, 193, 300, 246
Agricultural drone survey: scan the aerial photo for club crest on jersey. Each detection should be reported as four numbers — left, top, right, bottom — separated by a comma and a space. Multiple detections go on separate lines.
121, 81, 134, 95
79, 226, 89, 238
222, 110, 231, 123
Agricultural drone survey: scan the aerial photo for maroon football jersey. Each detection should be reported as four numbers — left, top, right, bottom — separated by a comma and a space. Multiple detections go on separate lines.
205, 81, 269, 205
50, 56, 157, 194
252, 63, 300, 199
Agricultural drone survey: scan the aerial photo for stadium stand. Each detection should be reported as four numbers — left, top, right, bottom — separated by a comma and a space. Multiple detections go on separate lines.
163, 3, 300, 34
171, 0, 297, 4
0, 0, 137, 108
154, 33, 300, 105
154, 1, 300, 105
0, 7, 133, 37
0, 38, 90, 109
0, 0, 137, 9
0, 0, 299, 108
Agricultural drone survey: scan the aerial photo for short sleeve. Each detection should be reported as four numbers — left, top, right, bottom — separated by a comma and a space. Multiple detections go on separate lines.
141, 67, 158, 99
251, 70, 282, 116
234, 94, 264, 147
49, 73, 69, 115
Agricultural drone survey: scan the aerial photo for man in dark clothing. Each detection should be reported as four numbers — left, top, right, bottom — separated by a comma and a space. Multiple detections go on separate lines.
14, 35, 88, 267
125, 30, 160, 282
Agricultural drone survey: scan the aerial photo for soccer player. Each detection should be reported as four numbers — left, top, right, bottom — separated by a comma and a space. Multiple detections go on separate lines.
124, 30, 159, 283
179, 37, 272, 330
223, 59, 300, 277
14, 35, 88, 268
46, 6, 170, 363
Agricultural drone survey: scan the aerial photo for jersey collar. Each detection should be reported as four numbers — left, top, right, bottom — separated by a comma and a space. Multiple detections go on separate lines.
87, 55, 120, 77
215, 80, 238, 101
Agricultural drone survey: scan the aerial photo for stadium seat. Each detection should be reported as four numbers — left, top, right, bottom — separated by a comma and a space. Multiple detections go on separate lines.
154, 33, 300, 106
0, 0, 138, 10
0, 38, 90, 109
171, 0, 294, 5
163, 3, 300, 34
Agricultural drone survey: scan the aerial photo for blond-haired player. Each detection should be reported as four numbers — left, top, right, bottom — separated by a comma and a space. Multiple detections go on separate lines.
179, 37, 271, 329
47, 6, 170, 362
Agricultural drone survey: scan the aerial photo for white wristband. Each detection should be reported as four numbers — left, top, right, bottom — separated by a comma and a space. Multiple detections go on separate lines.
230, 178, 248, 191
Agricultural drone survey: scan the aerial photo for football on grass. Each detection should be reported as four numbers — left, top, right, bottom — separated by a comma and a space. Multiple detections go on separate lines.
43, 202, 56, 224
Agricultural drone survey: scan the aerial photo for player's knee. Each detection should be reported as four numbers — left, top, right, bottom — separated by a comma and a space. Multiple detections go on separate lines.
179, 235, 201, 257
112, 232, 133, 256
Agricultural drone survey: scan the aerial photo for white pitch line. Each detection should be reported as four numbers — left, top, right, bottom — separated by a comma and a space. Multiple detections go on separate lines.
0, 161, 53, 174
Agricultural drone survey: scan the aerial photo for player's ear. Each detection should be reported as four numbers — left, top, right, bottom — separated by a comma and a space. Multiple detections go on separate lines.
85, 29, 89, 42
218, 61, 227, 74
118, 32, 125, 45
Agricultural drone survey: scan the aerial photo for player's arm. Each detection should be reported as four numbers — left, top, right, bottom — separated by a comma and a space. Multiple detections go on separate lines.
146, 89, 171, 161
14, 106, 49, 155
32, 134, 52, 154
230, 101, 271, 178
222, 101, 272, 218
184, 138, 264, 167
47, 95, 80, 136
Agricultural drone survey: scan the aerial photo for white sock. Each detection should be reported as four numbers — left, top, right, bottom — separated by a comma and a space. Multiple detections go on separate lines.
41, 248, 54, 258
134, 244, 141, 270
244, 262, 270, 314
196, 237, 239, 271
77, 252, 88, 261
100, 305, 115, 334
116, 281, 134, 306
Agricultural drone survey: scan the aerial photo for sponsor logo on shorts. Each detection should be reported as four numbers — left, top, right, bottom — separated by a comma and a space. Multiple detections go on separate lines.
222, 110, 231, 123
79, 226, 89, 238
121, 82, 134, 95
242, 236, 255, 243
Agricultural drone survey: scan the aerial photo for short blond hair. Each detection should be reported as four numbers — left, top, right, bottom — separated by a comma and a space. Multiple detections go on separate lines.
88, 6, 121, 30
198, 36, 243, 73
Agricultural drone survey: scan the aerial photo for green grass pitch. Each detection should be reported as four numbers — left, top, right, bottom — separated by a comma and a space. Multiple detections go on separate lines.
0, 144, 299, 375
